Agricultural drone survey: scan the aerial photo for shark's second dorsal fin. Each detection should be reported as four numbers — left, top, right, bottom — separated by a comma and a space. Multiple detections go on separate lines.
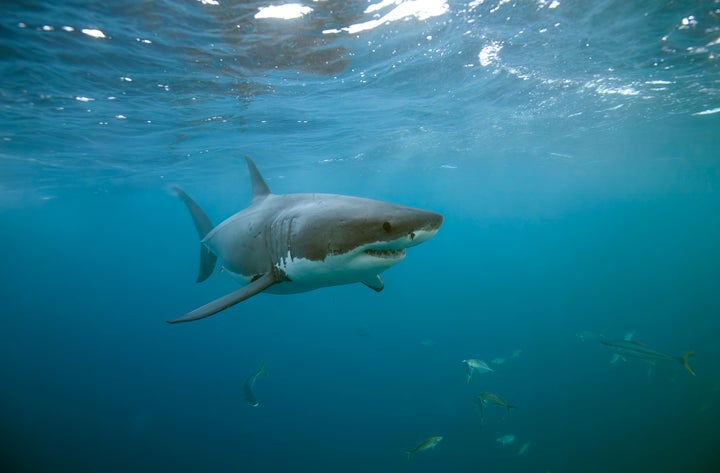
245, 156, 271, 201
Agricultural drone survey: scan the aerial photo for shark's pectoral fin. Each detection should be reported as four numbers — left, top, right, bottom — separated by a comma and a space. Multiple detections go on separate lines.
168, 272, 277, 324
361, 274, 384, 292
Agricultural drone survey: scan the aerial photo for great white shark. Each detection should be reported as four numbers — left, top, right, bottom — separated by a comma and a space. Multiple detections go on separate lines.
168, 157, 443, 323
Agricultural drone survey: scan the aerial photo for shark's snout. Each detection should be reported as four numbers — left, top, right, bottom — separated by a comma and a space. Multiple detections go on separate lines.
428, 211, 444, 229
403, 209, 443, 246
424, 210, 444, 233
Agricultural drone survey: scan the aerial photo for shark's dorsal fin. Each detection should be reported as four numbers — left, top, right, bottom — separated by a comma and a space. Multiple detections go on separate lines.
245, 156, 271, 201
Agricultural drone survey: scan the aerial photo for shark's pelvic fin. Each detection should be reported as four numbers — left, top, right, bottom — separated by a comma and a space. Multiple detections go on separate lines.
245, 156, 271, 201
175, 187, 217, 283
167, 271, 277, 323
362, 274, 384, 292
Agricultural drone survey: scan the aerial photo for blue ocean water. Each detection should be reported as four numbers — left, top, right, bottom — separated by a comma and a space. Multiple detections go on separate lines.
1, 0, 720, 472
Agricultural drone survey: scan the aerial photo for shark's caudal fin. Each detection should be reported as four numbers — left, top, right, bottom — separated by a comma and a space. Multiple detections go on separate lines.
256, 360, 268, 377
175, 187, 217, 283
680, 352, 696, 376
167, 272, 277, 323
243, 360, 269, 407
245, 156, 271, 201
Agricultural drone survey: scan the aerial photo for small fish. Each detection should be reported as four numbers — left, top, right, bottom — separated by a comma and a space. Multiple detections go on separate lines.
243, 361, 268, 407
462, 359, 493, 383
475, 392, 517, 422
517, 441, 531, 455
600, 333, 696, 376
509, 349, 523, 359
420, 339, 437, 347
355, 328, 372, 338
491, 357, 506, 365
405, 435, 443, 459
496, 434, 515, 446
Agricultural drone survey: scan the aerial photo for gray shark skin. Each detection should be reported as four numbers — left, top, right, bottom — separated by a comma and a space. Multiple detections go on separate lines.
169, 157, 443, 323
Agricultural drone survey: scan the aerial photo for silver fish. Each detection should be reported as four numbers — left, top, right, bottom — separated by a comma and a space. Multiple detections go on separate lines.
462, 359, 493, 383
496, 434, 515, 446
600, 335, 695, 376
405, 435, 443, 459
475, 392, 517, 422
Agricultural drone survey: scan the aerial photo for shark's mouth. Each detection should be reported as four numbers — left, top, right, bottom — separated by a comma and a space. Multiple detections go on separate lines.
364, 248, 407, 259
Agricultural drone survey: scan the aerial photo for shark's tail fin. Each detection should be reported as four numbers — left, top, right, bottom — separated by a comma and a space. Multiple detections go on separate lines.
174, 187, 217, 283
680, 352, 696, 376
257, 360, 268, 377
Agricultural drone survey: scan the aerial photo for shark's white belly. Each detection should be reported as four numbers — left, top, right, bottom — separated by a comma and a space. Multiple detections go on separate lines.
225, 247, 405, 294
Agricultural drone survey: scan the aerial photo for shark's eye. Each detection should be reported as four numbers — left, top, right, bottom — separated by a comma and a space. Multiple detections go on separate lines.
383, 221, 392, 233
409, 232, 415, 240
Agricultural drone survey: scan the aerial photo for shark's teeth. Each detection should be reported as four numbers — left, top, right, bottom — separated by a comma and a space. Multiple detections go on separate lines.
363, 248, 406, 259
